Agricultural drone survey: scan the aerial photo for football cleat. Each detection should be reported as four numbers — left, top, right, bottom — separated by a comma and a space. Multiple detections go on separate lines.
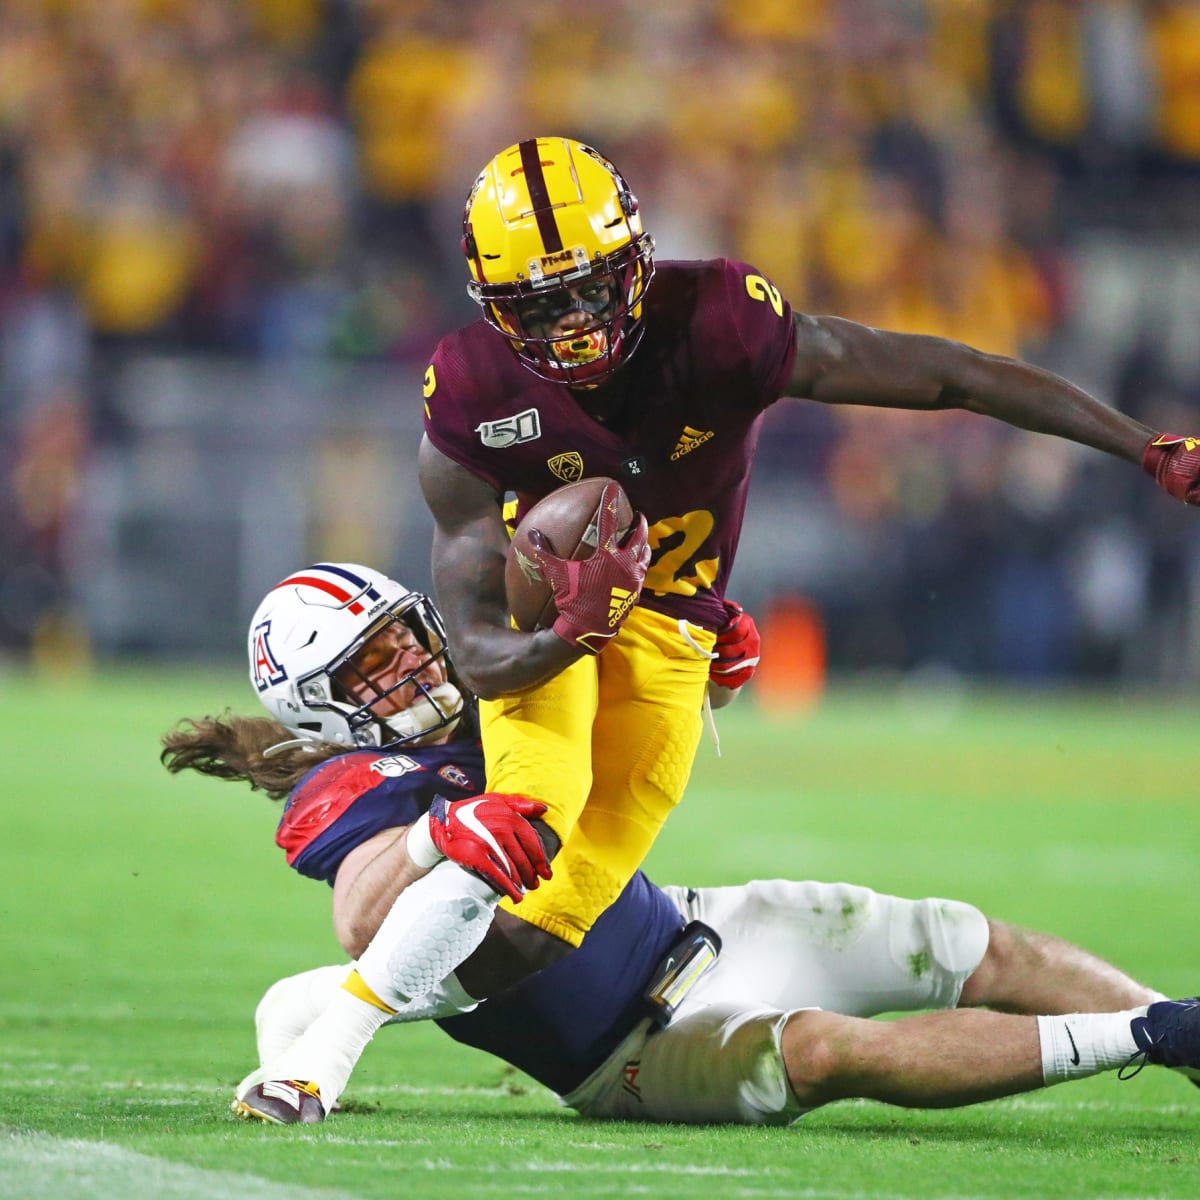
1121, 998, 1200, 1078
231, 1079, 326, 1125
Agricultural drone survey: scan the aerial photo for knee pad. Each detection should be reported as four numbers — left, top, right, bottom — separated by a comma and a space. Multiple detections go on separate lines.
358, 862, 498, 1003
255, 965, 350, 1064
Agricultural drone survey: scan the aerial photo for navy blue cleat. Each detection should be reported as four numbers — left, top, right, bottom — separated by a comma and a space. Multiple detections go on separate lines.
1122, 998, 1200, 1078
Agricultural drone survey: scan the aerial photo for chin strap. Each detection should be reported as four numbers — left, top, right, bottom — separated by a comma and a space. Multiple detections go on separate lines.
264, 682, 467, 759
382, 682, 464, 745
262, 736, 323, 760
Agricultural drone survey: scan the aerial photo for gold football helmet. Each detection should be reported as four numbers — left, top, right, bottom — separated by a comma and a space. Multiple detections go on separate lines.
462, 136, 655, 386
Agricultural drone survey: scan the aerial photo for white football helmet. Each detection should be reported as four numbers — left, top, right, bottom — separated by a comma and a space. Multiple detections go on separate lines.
248, 562, 463, 749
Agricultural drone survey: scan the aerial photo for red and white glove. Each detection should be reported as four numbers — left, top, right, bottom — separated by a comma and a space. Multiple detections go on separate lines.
529, 482, 651, 654
407, 793, 552, 904
1142, 434, 1200, 505
709, 600, 761, 690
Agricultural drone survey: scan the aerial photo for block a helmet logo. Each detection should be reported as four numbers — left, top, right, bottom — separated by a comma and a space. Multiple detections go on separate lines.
251, 620, 287, 693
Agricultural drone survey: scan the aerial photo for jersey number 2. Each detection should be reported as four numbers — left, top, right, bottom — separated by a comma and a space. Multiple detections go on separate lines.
745, 274, 783, 316
644, 510, 719, 597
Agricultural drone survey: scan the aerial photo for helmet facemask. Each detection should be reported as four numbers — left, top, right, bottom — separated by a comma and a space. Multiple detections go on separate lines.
318, 601, 463, 748
469, 233, 655, 387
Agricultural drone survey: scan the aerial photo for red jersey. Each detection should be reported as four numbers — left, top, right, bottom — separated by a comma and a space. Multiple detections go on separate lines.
422, 259, 797, 630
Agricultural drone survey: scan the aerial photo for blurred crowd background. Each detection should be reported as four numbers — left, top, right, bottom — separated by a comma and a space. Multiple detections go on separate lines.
5, 0, 1200, 689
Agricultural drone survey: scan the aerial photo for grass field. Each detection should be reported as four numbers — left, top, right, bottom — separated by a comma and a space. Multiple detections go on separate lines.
2, 667, 1199, 1199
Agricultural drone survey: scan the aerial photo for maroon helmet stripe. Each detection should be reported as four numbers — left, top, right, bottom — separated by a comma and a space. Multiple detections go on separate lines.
519, 139, 563, 254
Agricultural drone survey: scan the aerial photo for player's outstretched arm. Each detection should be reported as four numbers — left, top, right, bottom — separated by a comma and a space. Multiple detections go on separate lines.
418, 435, 583, 698
789, 314, 1152, 463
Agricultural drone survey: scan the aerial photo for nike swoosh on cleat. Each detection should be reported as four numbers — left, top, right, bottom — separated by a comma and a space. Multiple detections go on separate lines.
1065, 1024, 1081, 1066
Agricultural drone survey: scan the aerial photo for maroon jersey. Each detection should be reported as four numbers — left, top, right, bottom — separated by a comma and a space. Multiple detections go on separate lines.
423, 259, 797, 630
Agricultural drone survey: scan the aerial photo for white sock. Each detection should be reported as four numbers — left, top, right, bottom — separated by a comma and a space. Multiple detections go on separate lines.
244, 862, 498, 1109
247, 987, 389, 1109
1037, 1008, 1149, 1084
254, 965, 351, 1064
240, 963, 479, 1106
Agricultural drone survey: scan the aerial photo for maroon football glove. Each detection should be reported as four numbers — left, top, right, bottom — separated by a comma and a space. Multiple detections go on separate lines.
1142, 434, 1200, 505
709, 600, 761, 690
428, 793, 552, 904
529, 482, 651, 654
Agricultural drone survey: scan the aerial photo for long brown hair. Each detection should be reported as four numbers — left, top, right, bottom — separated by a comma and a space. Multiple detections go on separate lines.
160, 712, 346, 801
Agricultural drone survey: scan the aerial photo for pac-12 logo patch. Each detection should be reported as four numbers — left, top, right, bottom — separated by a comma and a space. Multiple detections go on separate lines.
477, 408, 541, 449
438, 764, 474, 790
548, 451, 584, 482
251, 620, 287, 692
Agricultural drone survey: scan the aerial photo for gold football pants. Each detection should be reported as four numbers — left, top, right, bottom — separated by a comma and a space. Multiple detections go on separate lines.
479, 605, 715, 945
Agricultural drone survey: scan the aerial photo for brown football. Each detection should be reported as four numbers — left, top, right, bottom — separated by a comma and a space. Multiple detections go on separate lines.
505, 477, 634, 632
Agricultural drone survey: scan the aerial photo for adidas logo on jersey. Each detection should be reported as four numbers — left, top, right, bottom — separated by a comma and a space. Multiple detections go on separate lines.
607, 587, 636, 627
670, 425, 714, 460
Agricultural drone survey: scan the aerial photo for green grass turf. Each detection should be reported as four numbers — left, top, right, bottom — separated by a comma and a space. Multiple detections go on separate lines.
2, 666, 1199, 1198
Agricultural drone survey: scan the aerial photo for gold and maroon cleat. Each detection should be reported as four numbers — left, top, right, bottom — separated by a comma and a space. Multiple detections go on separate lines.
231, 1079, 326, 1125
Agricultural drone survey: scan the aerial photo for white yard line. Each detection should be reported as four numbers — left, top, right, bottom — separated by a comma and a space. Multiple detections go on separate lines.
0, 1130, 361, 1200
0, 1128, 1185, 1200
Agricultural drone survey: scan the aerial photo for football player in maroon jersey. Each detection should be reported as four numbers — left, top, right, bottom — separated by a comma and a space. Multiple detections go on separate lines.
414, 136, 1200, 1008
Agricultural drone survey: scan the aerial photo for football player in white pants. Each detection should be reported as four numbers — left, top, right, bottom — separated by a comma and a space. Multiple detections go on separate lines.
252, 874, 1189, 1125
166, 561, 1199, 1126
